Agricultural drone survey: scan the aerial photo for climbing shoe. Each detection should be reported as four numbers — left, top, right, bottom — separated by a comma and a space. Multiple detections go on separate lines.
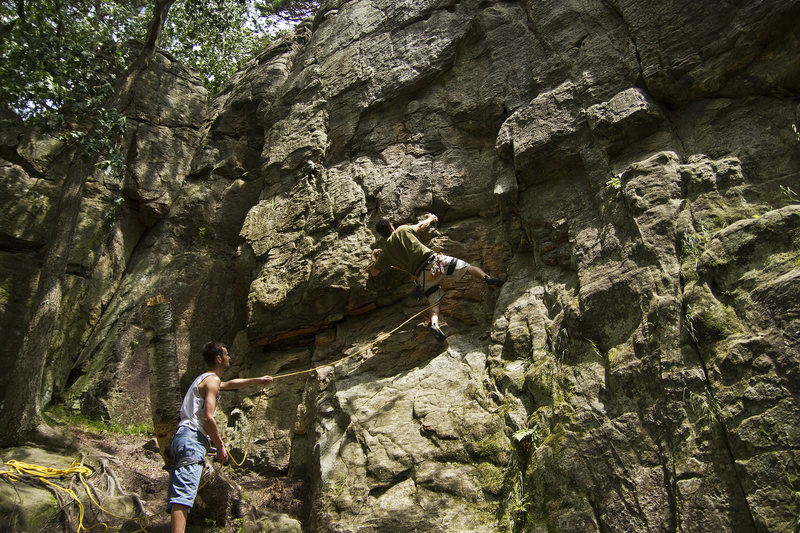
484, 275, 505, 287
428, 324, 447, 342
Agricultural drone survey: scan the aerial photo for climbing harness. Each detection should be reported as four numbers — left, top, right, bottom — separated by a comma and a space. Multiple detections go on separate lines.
1, 300, 440, 532
429, 256, 445, 280
414, 254, 457, 303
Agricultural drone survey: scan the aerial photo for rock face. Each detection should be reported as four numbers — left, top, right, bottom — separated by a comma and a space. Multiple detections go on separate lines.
1, 0, 800, 531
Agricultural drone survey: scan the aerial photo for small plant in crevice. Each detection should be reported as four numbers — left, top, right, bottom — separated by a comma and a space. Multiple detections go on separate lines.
544, 326, 569, 367
684, 387, 722, 424
781, 185, 799, 205
331, 473, 348, 500
521, 320, 536, 370
101, 196, 125, 231
511, 427, 536, 443
198, 226, 207, 239
512, 422, 543, 450
508, 470, 530, 525
541, 326, 573, 406
498, 429, 534, 530
585, 338, 603, 359
605, 174, 624, 198
681, 223, 712, 268
684, 304, 699, 344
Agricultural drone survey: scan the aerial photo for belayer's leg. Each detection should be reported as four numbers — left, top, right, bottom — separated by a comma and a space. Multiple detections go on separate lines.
171, 504, 189, 533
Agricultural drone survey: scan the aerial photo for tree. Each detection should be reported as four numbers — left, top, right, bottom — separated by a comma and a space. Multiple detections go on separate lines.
0, 0, 176, 446
257, 0, 319, 23
158, 0, 321, 97
159, 0, 276, 96
0, 0, 317, 445
0, 0, 144, 172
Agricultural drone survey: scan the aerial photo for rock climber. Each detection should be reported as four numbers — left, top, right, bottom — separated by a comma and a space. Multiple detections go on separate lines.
167, 341, 273, 533
368, 213, 504, 341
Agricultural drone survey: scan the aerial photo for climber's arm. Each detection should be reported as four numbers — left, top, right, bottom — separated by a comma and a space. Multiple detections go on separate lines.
412, 213, 438, 232
368, 249, 382, 276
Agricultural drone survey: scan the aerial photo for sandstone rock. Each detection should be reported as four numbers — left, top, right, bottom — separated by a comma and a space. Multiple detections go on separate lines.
2, 0, 800, 531
254, 511, 304, 533
121, 51, 206, 227
612, 0, 800, 104
497, 81, 589, 184
0, 450, 60, 532
586, 87, 665, 155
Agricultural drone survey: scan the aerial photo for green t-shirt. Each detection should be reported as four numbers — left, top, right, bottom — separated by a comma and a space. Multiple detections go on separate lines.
373, 225, 433, 275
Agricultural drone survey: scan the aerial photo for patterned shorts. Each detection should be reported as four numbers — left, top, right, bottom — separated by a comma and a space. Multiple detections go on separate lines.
417, 254, 470, 305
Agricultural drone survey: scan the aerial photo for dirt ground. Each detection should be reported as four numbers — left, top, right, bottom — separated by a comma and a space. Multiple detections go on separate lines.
57, 423, 308, 532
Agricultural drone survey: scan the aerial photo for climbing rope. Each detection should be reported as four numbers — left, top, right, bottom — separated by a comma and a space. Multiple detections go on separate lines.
270, 300, 439, 380
1, 460, 91, 532
0, 458, 152, 532
0, 301, 439, 532
225, 299, 439, 464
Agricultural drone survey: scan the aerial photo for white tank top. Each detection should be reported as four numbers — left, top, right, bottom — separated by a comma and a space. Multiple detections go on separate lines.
177, 372, 219, 437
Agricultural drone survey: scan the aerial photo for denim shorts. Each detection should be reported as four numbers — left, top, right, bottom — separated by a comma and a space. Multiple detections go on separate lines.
166, 425, 209, 512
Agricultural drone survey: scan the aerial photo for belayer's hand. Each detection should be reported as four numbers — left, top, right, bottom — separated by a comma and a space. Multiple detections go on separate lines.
258, 375, 273, 385
216, 444, 228, 464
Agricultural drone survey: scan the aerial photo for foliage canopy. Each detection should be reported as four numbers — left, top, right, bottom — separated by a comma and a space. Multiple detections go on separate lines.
0, 0, 317, 159
158, 0, 283, 96
0, 0, 317, 445
257, 0, 319, 22
0, 1, 144, 167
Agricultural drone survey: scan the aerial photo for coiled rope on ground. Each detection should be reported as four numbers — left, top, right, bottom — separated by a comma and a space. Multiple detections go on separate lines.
0, 301, 438, 532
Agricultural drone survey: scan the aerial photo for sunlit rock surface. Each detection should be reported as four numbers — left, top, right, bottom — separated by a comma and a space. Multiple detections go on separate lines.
1, 0, 799, 530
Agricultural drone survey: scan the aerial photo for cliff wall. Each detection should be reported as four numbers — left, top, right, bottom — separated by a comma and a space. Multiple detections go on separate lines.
1, 0, 799, 531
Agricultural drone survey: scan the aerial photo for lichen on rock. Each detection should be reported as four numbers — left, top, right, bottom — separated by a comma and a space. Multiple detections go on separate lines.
2, 0, 800, 531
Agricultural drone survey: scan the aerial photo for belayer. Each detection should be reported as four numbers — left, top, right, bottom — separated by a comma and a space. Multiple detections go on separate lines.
368, 213, 504, 341
167, 341, 272, 533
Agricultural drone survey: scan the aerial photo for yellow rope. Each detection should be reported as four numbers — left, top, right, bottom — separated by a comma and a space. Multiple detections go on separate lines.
270, 301, 438, 380
227, 385, 266, 468
1, 459, 111, 532
224, 300, 437, 468
0, 301, 438, 532
1, 458, 156, 532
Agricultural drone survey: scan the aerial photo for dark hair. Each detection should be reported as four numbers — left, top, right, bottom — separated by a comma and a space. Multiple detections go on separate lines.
202, 341, 226, 366
376, 218, 393, 238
